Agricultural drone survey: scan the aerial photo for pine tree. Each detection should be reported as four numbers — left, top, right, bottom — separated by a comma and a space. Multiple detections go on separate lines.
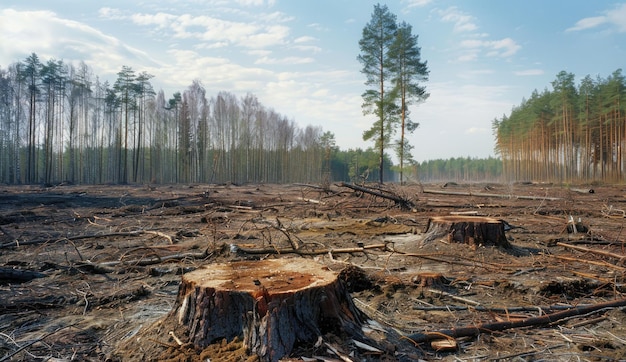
388, 21, 429, 184
358, 4, 398, 183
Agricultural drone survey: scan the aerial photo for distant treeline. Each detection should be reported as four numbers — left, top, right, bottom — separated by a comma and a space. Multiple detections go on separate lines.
493, 69, 626, 182
417, 157, 503, 182
0, 53, 403, 185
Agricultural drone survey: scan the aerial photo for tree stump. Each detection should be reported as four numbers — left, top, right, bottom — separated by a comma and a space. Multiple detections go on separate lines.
170, 258, 369, 362
421, 216, 511, 248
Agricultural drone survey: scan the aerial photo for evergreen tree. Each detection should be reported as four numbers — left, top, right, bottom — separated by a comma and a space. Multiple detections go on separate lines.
358, 4, 398, 184
388, 21, 429, 184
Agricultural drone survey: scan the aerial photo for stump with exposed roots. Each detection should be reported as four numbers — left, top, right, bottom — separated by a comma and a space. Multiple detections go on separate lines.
169, 258, 369, 362
421, 216, 511, 249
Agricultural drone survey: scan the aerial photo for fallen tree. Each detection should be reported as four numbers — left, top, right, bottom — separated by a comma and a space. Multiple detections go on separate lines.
339, 182, 416, 210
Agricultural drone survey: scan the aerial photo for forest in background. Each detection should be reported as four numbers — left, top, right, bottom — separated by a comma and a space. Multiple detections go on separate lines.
0, 53, 402, 186
7, 56, 621, 186
493, 69, 626, 183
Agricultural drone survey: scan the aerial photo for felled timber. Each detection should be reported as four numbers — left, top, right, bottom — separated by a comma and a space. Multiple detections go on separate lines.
422, 188, 561, 201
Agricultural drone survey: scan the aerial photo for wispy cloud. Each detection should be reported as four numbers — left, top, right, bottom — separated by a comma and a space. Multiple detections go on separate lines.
401, 0, 432, 13
514, 69, 544, 76
0, 8, 156, 74
435, 6, 521, 63
254, 56, 314, 65
129, 12, 289, 48
459, 37, 520, 60
438, 6, 478, 33
567, 3, 626, 33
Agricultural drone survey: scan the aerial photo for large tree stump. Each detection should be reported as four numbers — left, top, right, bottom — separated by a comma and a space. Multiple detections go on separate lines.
422, 216, 511, 248
170, 258, 369, 362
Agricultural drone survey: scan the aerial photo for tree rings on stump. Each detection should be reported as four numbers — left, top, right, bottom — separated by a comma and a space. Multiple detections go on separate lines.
421, 216, 511, 249
170, 258, 369, 362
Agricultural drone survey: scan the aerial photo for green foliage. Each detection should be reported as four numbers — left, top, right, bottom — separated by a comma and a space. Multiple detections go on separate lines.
493, 69, 626, 182
418, 157, 503, 182
358, 4, 428, 184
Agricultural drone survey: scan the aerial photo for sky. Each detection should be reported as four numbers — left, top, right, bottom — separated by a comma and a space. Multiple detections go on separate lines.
1, 1, 625, 163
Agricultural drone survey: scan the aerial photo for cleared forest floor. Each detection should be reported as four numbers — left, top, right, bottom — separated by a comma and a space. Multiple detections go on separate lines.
1, 182, 626, 361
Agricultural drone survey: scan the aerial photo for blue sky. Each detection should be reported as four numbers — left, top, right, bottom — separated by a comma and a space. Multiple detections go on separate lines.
1, 1, 625, 162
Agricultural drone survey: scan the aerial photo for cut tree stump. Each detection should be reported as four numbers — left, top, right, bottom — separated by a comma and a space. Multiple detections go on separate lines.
170, 258, 369, 362
421, 216, 511, 249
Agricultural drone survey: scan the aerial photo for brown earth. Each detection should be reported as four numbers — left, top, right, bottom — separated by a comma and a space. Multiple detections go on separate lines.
1, 181, 626, 361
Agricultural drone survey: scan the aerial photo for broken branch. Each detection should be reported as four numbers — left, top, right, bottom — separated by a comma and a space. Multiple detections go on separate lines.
407, 298, 626, 344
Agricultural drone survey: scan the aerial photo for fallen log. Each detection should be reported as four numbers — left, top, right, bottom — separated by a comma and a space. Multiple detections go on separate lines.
167, 258, 372, 361
569, 188, 595, 194
407, 297, 626, 344
0, 267, 47, 282
339, 182, 415, 210
235, 243, 387, 256
422, 189, 561, 201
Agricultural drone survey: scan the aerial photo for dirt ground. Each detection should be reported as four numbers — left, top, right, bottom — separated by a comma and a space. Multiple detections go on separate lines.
1, 181, 626, 361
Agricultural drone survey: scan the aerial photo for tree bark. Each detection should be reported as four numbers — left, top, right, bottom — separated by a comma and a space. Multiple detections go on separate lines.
169, 258, 369, 362
422, 216, 511, 248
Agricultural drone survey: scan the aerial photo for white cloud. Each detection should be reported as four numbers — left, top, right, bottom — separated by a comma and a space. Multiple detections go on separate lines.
101, 7, 293, 50
234, 0, 276, 6
293, 45, 322, 53
438, 6, 478, 33
566, 16, 606, 32
459, 37, 520, 60
307, 23, 329, 32
255, 56, 314, 65
98, 7, 124, 20
0, 9, 157, 75
294, 36, 316, 43
401, 0, 433, 11
514, 69, 544, 76
567, 3, 626, 33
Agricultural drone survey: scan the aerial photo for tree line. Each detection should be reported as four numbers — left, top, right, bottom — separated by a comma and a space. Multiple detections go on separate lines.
493, 69, 626, 182
417, 157, 503, 182
0, 53, 405, 185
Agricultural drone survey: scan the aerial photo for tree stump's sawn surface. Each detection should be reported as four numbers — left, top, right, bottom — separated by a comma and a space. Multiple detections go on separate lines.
171, 258, 369, 362
422, 216, 511, 248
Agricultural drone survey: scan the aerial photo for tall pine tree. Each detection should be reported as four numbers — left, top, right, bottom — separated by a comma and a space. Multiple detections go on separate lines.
388, 21, 429, 184
358, 4, 398, 184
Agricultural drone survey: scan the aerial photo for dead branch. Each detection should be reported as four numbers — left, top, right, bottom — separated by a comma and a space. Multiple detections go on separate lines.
422, 188, 561, 201
388, 248, 519, 271
601, 205, 625, 218
339, 182, 416, 210
75, 248, 211, 272
407, 297, 626, 344
551, 255, 626, 271
556, 242, 626, 265
0, 230, 175, 248
235, 243, 387, 256
0, 323, 78, 362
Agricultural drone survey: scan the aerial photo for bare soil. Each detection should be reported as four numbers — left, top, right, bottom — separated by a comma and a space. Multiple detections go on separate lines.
1, 182, 626, 361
